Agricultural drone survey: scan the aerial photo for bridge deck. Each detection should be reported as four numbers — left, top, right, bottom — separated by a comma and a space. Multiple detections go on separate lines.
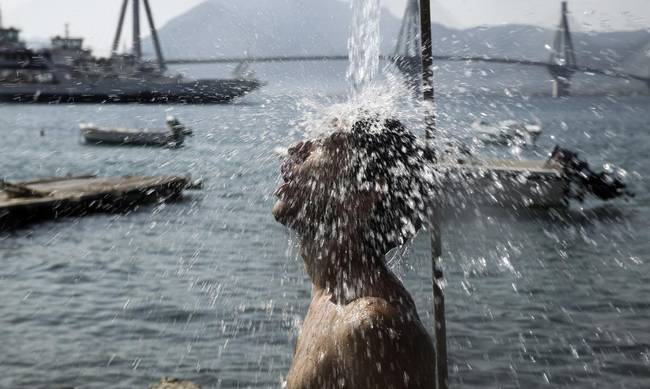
165, 55, 649, 83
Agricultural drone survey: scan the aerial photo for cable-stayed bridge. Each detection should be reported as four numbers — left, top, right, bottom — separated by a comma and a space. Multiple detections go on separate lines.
166, 1, 650, 97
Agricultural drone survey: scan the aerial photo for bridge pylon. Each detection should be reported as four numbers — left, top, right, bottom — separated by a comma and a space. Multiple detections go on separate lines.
548, 1, 577, 97
111, 0, 166, 71
392, 0, 422, 83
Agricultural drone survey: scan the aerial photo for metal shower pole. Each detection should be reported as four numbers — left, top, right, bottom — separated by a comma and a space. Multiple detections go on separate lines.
418, 0, 448, 388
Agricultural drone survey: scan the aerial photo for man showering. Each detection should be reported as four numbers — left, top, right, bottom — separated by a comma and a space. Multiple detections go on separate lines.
273, 116, 436, 389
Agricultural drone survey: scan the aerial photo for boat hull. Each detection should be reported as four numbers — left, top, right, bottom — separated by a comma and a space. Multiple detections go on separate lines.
0, 79, 262, 104
81, 128, 181, 147
438, 159, 568, 209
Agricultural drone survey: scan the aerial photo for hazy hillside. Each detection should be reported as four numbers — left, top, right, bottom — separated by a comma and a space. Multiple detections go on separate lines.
145, 0, 650, 77
146, 0, 401, 58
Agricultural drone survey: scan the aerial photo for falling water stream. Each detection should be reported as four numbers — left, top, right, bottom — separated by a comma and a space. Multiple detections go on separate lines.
301, 0, 427, 144
347, 0, 381, 96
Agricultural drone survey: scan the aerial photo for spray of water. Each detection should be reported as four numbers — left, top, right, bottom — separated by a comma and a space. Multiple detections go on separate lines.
297, 0, 432, 142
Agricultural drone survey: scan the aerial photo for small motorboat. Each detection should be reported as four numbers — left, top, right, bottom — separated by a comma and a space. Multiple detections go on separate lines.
80, 116, 189, 148
471, 119, 542, 147
437, 145, 632, 208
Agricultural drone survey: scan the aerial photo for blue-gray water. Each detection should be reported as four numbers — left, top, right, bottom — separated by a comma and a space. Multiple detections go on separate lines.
1, 68, 649, 388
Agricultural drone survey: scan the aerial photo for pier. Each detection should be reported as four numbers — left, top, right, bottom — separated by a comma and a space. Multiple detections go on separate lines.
0, 175, 189, 230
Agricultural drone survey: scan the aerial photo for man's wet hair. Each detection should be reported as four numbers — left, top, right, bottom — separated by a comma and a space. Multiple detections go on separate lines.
343, 115, 430, 253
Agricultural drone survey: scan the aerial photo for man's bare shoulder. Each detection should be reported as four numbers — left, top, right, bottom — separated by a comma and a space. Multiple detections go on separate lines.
334, 296, 431, 355
339, 296, 419, 331
331, 297, 436, 388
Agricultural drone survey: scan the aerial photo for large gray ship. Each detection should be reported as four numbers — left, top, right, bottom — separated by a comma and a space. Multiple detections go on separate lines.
0, 0, 261, 104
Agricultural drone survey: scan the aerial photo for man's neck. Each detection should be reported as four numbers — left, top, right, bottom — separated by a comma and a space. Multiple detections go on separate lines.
300, 235, 396, 304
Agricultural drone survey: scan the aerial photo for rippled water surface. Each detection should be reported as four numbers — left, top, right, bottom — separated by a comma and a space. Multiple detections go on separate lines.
1, 78, 649, 388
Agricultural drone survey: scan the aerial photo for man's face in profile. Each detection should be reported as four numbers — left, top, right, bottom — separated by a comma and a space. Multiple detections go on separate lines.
273, 134, 362, 235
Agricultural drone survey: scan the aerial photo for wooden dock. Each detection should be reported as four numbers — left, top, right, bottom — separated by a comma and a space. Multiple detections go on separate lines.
0, 175, 189, 230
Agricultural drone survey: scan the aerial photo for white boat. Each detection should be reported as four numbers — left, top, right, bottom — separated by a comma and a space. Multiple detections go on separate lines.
471, 119, 542, 147
80, 117, 188, 147
437, 146, 630, 209
439, 156, 567, 208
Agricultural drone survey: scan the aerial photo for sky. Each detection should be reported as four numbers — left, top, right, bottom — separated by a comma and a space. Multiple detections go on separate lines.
0, 0, 204, 55
386, 0, 650, 31
0, 0, 648, 56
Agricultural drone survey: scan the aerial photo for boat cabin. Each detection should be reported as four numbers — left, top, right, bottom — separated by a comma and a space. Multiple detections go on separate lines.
0, 27, 25, 49
0, 25, 52, 83
49, 34, 93, 66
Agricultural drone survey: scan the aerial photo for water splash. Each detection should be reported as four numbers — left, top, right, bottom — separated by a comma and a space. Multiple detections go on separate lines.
296, 79, 420, 139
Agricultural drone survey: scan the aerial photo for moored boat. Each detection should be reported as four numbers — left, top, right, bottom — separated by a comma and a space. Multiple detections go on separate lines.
80, 116, 187, 147
0, 1, 262, 104
437, 145, 631, 208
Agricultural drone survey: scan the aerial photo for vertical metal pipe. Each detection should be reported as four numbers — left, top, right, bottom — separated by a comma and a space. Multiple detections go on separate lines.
142, 0, 166, 71
419, 0, 435, 138
430, 212, 448, 389
112, 0, 129, 55
132, 0, 142, 59
418, 1, 448, 389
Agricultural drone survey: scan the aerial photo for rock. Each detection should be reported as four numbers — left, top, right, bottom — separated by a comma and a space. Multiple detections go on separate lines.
148, 377, 201, 389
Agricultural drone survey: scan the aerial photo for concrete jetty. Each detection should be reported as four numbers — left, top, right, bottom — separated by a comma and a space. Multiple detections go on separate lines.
0, 175, 189, 229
